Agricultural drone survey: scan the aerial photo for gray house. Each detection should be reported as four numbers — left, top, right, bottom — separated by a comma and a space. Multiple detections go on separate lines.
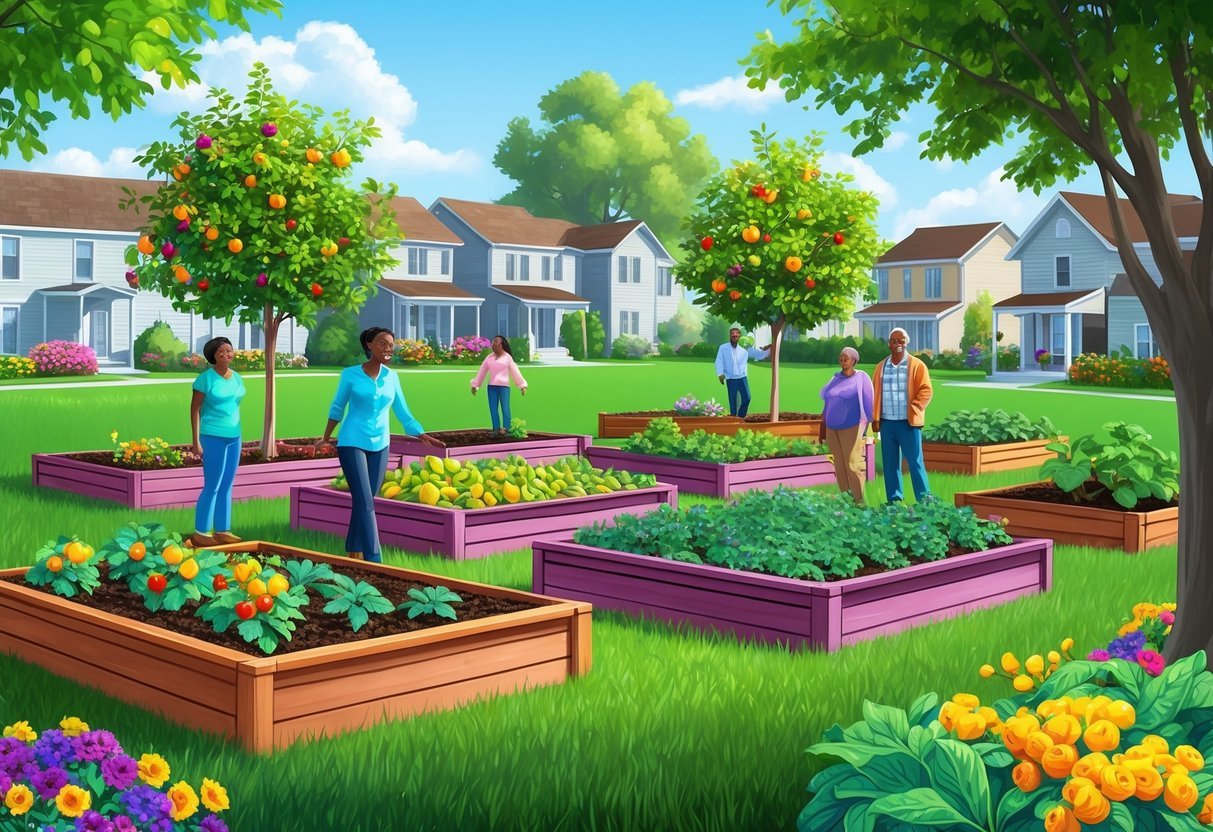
997, 191, 1201, 368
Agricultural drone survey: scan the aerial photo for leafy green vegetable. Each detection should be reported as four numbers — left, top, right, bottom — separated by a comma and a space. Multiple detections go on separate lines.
314, 574, 396, 632
396, 586, 463, 621
1039, 421, 1179, 508
622, 418, 828, 463
921, 409, 1059, 445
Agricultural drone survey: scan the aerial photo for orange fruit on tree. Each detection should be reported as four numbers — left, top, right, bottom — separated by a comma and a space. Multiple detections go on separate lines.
46, 556, 63, 573
741, 225, 761, 244
245, 174, 257, 188
268, 194, 287, 210
172, 163, 190, 180
305, 147, 322, 164
252, 152, 268, 165
137, 236, 155, 255
330, 148, 351, 168
173, 265, 191, 283
231, 562, 252, 584
128, 541, 147, 561
711, 278, 727, 293
80, 544, 94, 561
785, 256, 803, 273
729, 289, 742, 301
762, 189, 779, 204
204, 226, 219, 241
162, 544, 184, 565
178, 558, 200, 581
172, 204, 189, 221
797, 208, 812, 220
228, 238, 243, 254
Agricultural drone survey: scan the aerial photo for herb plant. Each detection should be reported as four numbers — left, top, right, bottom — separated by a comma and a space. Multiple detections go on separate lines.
315, 573, 396, 632
1039, 421, 1179, 508
622, 418, 828, 463
507, 418, 529, 439
921, 408, 1059, 445
397, 586, 463, 621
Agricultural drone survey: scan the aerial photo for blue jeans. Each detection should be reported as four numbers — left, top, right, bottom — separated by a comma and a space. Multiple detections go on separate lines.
725, 377, 752, 417
337, 445, 390, 563
879, 419, 932, 503
487, 384, 511, 432
195, 434, 241, 534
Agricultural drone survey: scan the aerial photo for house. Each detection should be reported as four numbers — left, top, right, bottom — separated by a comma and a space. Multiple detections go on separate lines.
358, 196, 482, 343
998, 191, 1202, 368
855, 222, 1022, 354
429, 198, 679, 358
0, 169, 310, 367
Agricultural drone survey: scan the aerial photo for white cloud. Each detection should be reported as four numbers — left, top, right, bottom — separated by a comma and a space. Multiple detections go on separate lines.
880, 131, 909, 152
142, 21, 476, 175
36, 146, 142, 178
822, 151, 898, 209
674, 75, 785, 113
892, 167, 1048, 239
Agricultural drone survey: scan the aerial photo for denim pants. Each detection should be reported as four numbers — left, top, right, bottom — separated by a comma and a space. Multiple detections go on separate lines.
879, 419, 932, 503
487, 384, 511, 432
337, 445, 390, 563
195, 434, 241, 534
725, 377, 752, 417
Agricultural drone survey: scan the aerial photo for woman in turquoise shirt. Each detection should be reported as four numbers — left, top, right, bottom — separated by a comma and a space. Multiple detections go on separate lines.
190, 337, 246, 547
318, 327, 441, 562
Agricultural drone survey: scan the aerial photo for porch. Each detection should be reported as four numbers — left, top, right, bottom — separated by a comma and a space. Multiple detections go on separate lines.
493, 285, 591, 361
992, 289, 1105, 370
379, 279, 484, 344
38, 283, 136, 367
853, 300, 963, 353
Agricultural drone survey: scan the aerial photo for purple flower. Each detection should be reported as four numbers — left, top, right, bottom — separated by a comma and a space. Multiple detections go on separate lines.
111, 817, 137, 832
1107, 630, 1147, 660
198, 817, 230, 832
31, 764, 71, 800
101, 754, 138, 790
120, 784, 172, 825
0, 772, 10, 794
33, 729, 76, 768
76, 811, 116, 832
195, 134, 213, 150
73, 730, 121, 762
0, 736, 36, 778
1087, 649, 1111, 661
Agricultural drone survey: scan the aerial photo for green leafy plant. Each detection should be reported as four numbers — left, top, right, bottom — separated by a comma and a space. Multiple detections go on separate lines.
109, 430, 185, 469
96, 521, 179, 587
560, 310, 607, 360
24, 537, 100, 597
1039, 421, 1179, 508
197, 583, 307, 654
922, 409, 1060, 445
507, 418, 529, 440
133, 548, 229, 612
622, 418, 828, 463
397, 586, 463, 621
281, 558, 337, 593
314, 573, 395, 632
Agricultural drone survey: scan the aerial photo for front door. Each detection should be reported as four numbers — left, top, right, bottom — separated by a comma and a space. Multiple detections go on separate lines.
90, 309, 110, 358
535, 308, 556, 348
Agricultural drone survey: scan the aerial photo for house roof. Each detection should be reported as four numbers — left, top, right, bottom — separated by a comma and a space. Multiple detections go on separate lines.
438, 198, 578, 246
854, 301, 962, 316
993, 289, 1102, 309
559, 219, 643, 250
1058, 191, 1204, 245
876, 222, 1005, 264
389, 197, 463, 245
1108, 275, 1136, 297
495, 285, 589, 303
39, 283, 136, 297
378, 279, 482, 301
0, 169, 160, 232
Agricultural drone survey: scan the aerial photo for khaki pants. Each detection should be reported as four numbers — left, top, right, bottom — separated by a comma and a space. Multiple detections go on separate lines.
824, 423, 867, 504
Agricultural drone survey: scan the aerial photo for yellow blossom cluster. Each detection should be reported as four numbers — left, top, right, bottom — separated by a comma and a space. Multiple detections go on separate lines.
980, 638, 1075, 692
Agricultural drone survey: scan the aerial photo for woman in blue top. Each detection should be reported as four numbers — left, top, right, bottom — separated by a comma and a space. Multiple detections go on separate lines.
190, 337, 246, 547
318, 327, 441, 562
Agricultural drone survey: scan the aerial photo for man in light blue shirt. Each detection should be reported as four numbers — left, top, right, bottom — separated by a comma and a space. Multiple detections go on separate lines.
714, 327, 771, 417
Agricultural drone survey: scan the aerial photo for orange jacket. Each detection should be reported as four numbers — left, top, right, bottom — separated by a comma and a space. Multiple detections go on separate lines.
871, 354, 933, 430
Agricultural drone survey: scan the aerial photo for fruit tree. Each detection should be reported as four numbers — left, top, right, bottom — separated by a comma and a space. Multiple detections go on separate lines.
676, 128, 883, 420
123, 63, 401, 457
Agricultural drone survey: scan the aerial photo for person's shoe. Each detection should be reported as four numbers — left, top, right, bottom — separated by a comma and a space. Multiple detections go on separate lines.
190, 532, 220, 547
347, 551, 364, 560
213, 532, 243, 544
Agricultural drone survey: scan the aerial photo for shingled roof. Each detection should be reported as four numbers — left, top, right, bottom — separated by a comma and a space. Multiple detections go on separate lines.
876, 222, 1005, 264
0, 169, 160, 232
438, 198, 578, 246
1059, 192, 1204, 244
389, 196, 462, 245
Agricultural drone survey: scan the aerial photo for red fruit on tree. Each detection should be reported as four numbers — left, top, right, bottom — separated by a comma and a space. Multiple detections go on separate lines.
833, 232, 845, 245
729, 289, 742, 301
285, 218, 298, 231
147, 574, 167, 594
255, 594, 274, 613
235, 601, 256, 620
198, 280, 210, 292
337, 236, 350, 247
762, 234, 771, 243
311, 283, 323, 298
700, 236, 713, 251
804, 278, 817, 289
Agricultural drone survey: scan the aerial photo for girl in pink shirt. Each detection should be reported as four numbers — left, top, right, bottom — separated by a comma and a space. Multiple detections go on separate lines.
470, 335, 528, 435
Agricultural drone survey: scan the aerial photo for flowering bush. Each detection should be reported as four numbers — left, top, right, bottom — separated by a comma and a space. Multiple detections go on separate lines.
0, 355, 36, 380
28, 341, 98, 376
178, 353, 208, 371
1068, 351, 1172, 389
0, 716, 232, 831
960, 342, 1022, 372
222, 350, 308, 371
394, 339, 437, 365
109, 431, 184, 470
672, 394, 726, 417
140, 352, 177, 372
444, 335, 492, 362
1035, 347, 1051, 369
1087, 602, 1176, 676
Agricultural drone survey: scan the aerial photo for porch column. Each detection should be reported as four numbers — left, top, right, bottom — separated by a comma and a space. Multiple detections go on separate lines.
128, 296, 135, 368
79, 296, 84, 343
449, 305, 455, 344
528, 306, 535, 349
1063, 312, 1073, 370
42, 295, 47, 342
475, 304, 481, 337
991, 309, 999, 375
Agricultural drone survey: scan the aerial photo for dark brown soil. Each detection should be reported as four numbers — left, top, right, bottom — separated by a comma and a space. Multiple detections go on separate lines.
423, 430, 575, 448
64, 437, 336, 470
741, 412, 821, 423
3, 551, 538, 656
849, 544, 975, 580
985, 480, 1178, 512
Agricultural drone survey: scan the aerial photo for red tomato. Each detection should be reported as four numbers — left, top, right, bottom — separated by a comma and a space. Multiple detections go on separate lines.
147, 574, 167, 594
235, 601, 256, 620
255, 594, 274, 614
212, 575, 229, 591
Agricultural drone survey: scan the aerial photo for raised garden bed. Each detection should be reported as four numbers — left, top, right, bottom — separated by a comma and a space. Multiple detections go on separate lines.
0, 540, 591, 753
31, 438, 351, 509
291, 482, 678, 559
532, 535, 1051, 651
391, 430, 592, 464
954, 481, 1178, 552
585, 441, 875, 497
597, 411, 820, 439
909, 437, 1068, 475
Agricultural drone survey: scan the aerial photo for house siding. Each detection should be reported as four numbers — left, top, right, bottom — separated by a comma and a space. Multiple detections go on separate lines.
962, 227, 1021, 349
1019, 202, 1119, 293
1107, 297, 1152, 356
432, 202, 498, 339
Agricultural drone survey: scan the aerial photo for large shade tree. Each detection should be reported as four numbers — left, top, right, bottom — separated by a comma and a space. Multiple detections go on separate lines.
0, 0, 281, 159
678, 128, 883, 420
493, 71, 718, 244
124, 63, 400, 457
747, 1, 1213, 664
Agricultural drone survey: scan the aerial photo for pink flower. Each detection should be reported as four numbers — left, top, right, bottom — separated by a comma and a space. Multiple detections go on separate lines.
1087, 649, 1111, 661
1137, 650, 1166, 676
1159, 610, 1175, 625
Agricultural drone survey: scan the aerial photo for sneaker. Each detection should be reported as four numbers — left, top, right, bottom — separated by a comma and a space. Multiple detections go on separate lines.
213, 532, 243, 544
190, 533, 220, 547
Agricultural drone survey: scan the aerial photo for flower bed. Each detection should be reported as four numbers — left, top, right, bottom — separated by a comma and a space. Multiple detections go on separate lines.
390, 429, 592, 464
1069, 350, 1172, 389
533, 489, 1051, 650
915, 409, 1065, 474
1086, 601, 1176, 675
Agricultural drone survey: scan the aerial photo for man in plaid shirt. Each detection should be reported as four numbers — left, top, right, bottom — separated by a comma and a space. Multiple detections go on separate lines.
871, 327, 934, 503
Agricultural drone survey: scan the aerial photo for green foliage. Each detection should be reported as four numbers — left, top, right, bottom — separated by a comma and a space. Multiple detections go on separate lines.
657, 299, 704, 348
700, 314, 733, 346
134, 321, 189, 368
922, 409, 1060, 445
559, 310, 606, 360
0, 0, 282, 161
397, 586, 463, 621
611, 334, 653, 359
960, 290, 994, 354
305, 309, 365, 366
573, 488, 1012, 581
622, 418, 827, 463
1040, 422, 1180, 509
281, 558, 337, 593
507, 418, 528, 440
314, 573, 395, 633
136, 549, 229, 613
25, 536, 100, 597
493, 71, 718, 245
97, 522, 183, 588
198, 582, 307, 654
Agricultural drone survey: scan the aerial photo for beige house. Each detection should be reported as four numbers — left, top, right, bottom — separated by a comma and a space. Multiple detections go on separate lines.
856, 222, 1022, 354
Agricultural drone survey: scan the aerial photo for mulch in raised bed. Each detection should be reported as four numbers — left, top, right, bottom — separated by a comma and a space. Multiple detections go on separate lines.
63, 437, 336, 470
2, 552, 538, 657
609, 410, 821, 421
425, 429, 574, 448
978, 481, 1178, 513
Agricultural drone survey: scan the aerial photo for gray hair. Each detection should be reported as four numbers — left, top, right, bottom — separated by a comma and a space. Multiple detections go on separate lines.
889, 327, 910, 342
840, 347, 860, 363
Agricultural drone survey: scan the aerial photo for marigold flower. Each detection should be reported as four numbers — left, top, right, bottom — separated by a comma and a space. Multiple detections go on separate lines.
55, 784, 91, 817
138, 752, 171, 788
1001, 652, 1020, 673
1155, 753, 1179, 770
1012, 759, 1042, 791
1141, 735, 1169, 754
1132, 602, 1160, 620
1104, 701, 1136, 730
1083, 720, 1120, 753
1176, 745, 1204, 772
1198, 793, 1213, 824
1036, 699, 1068, 720
1165, 772, 1200, 813
954, 713, 987, 741
1013, 674, 1035, 692
1071, 782, 1111, 824
1135, 765, 1164, 801
1099, 765, 1136, 802
1025, 731, 1055, 762
1044, 804, 1079, 832
951, 693, 981, 710
4, 783, 33, 814
1072, 752, 1111, 781
1043, 714, 1082, 745
1041, 744, 1079, 779
167, 780, 199, 821
200, 777, 230, 813
58, 716, 89, 737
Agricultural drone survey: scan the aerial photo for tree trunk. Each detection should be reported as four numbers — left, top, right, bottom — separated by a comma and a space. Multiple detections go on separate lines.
767, 316, 786, 423
260, 304, 280, 460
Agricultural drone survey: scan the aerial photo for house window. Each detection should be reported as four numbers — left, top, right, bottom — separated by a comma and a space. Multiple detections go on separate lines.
1055, 255, 1071, 287
1055, 219, 1071, 238
1135, 323, 1160, 358
0, 306, 17, 354
505, 254, 516, 281
902, 268, 912, 298
1, 237, 17, 280
497, 305, 509, 337
631, 256, 641, 284
925, 267, 942, 299
617, 256, 628, 283
407, 247, 428, 276
542, 256, 551, 281
618, 310, 640, 336
520, 255, 530, 281
632, 310, 640, 334
440, 250, 450, 275
872, 320, 936, 352
657, 267, 673, 296
874, 268, 888, 301
554, 257, 563, 282
74, 241, 94, 282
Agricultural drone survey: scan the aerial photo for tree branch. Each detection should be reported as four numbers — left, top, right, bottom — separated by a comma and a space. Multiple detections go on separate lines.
1098, 168, 1169, 330
1041, 0, 1108, 144
0, 0, 27, 28
19, 2, 112, 57
1167, 43, 1213, 192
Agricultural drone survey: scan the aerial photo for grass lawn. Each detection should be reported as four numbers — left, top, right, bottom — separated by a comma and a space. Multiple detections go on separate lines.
1030, 379, 1175, 398
0, 374, 126, 386
0, 359, 1180, 831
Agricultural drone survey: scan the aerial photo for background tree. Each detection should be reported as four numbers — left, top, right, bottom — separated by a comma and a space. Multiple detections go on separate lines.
559, 310, 606, 360
700, 313, 734, 346
657, 298, 705, 348
960, 289, 995, 354
0, 0, 280, 160
747, 0, 1213, 665
493, 71, 718, 245
124, 63, 400, 458
678, 128, 883, 420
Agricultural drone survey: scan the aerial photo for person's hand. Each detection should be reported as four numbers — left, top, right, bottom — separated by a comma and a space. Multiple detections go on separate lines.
191, 441, 203, 458
470, 386, 477, 396
520, 387, 527, 396
718, 374, 725, 385
314, 437, 333, 451
418, 433, 444, 447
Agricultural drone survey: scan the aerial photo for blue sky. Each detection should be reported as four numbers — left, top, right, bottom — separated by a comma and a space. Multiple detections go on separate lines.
13, 0, 1204, 243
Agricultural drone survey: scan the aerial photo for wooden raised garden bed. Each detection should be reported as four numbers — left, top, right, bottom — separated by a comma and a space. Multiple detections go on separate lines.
290, 482, 678, 559
585, 440, 875, 498
905, 437, 1068, 475
0, 541, 591, 753
31, 441, 351, 509
391, 430, 592, 464
954, 481, 1178, 552
532, 536, 1051, 651
597, 412, 821, 439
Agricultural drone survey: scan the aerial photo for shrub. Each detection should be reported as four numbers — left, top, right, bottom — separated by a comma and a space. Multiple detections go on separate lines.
305, 309, 364, 366
657, 342, 676, 357
778, 335, 890, 365
0, 355, 36, 380
960, 289, 995, 353
611, 334, 653, 359
922, 408, 1060, 445
445, 335, 493, 362
109, 430, 184, 469
140, 352, 175, 372
134, 321, 188, 370
1068, 351, 1172, 389
911, 349, 934, 367
512, 336, 532, 363
1039, 421, 1179, 508
962, 342, 1021, 372
932, 349, 968, 370
28, 340, 97, 376
179, 353, 208, 372
560, 311, 607, 360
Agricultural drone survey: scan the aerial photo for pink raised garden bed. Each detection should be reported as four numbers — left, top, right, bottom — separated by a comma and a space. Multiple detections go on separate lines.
585, 440, 875, 498
532, 536, 1052, 651
290, 482, 678, 560
390, 431, 592, 465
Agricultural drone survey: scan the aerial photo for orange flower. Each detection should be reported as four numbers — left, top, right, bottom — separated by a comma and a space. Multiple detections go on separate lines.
1012, 760, 1042, 792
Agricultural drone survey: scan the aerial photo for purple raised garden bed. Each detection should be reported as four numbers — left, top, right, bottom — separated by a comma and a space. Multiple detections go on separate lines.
532, 536, 1052, 651
585, 441, 875, 498
390, 431, 592, 465
31, 451, 351, 509
290, 482, 678, 560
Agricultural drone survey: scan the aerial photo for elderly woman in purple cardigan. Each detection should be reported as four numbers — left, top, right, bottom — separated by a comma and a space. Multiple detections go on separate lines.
817, 347, 875, 503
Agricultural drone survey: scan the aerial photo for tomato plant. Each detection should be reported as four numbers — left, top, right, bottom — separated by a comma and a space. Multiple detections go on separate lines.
25, 536, 101, 598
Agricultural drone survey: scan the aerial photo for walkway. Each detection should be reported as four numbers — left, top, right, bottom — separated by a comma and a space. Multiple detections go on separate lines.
944, 379, 1175, 403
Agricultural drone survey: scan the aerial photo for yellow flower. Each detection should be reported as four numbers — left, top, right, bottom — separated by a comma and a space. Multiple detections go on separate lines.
1104, 701, 1136, 730
1162, 603, 1177, 611
1060, 637, 1074, 653
1083, 720, 1121, 753
1025, 731, 1055, 762
1155, 753, 1179, 770
55, 784, 91, 818
4, 784, 33, 814
1135, 766, 1165, 801
167, 780, 200, 821
978, 707, 1001, 728
1041, 744, 1079, 779
1063, 776, 1096, 804
1036, 699, 1069, 720
1025, 654, 1045, 676
1067, 696, 1092, 718
1099, 765, 1136, 802
1044, 805, 1078, 832
1001, 652, 1020, 673
979, 664, 995, 678
1012, 759, 1042, 791
1177, 745, 1205, 771
58, 716, 89, 737
1013, 674, 1035, 692
200, 778, 230, 813
1165, 772, 1200, 813
110, 430, 119, 442
1043, 714, 1082, 745
138, 753, 171, 788
1118, 619, 1142, 636
952, 693, 981, 710
1141, 734, 1170, 754
1072, 752, 1111, 781
2, 720, 37, 741
954, 712, 987, 741
1048, 650, 1061, 666
1072, 781, 1111, 824
1133, 602, 1160, 620
1199, 793, 1213, 824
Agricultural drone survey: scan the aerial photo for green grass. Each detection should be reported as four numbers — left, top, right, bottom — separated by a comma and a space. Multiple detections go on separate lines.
1030, 380, 1175, 398
0, 374, 125, 386
0, 359, 1181, 830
